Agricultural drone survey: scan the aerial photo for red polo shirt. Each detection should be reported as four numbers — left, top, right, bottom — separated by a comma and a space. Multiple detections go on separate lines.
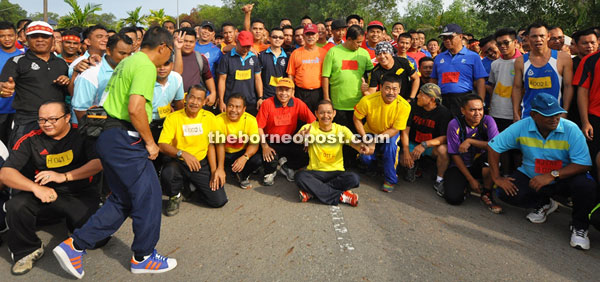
256, 97, 316, 136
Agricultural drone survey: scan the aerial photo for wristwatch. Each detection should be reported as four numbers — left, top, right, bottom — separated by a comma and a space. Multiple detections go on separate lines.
176, 150, 183, 158
551, 170, 560, 180
420, 141, 428, 149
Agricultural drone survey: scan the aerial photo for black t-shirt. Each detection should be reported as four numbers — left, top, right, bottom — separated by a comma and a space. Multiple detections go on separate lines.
369, 56, 416, 99
407, 102, 452, 143
5, 127, 99, 196
0, 50, 68, 117
258, 49, 288, 98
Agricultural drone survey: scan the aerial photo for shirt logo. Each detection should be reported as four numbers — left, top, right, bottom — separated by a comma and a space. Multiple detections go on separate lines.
280, 59, 286, 66
440, 59, 445, 64
46, 150, 74, 168
204, 52, 210, 59
248, 57, 254, 66
31, 62, 40, 70
461, 59, 466, 64
527, 69, 534, 76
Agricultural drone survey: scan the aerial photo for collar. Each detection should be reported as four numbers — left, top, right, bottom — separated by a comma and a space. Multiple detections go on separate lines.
446, 46, 467, 56
527, 117, 565, 135
265, 47, 287, 58
230, 48, 255, 59
274, 97, 294, 108
25, 49, 58, 62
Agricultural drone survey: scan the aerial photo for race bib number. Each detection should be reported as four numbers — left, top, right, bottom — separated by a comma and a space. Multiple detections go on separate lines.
317, 146, 337, 163
269, 76, 282, 87
341, 60, 358, 70
415, 131, 432, 143
157, 104, 172, 119
273, 113, 292, 126
528, 76, 552, 89
441, 72, 460, 84
534, 159, 562, 174
183, 124, 203, 136
235, 69, 252, 80
46, 150, 73, 168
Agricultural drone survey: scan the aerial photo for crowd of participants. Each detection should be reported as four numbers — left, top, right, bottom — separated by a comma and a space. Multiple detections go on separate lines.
1, 3, 600, 277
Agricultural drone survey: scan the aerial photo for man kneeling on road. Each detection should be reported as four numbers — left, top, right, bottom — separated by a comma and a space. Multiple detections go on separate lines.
159, 85, 228, 216
489, 93, 597, 250
400, 83, 452, 196
257, 78, 316, 186
354, 74, 411, 192
295, 100, 374, 206
444, 94, 502, 213
216, 94, 262, 189
0, 101, 103, 275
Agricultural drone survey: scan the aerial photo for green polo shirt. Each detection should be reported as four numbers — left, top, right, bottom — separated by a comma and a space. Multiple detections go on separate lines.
103, 52, 156, 122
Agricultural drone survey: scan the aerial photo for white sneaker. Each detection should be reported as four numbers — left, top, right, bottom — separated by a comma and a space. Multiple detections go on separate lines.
570, 228, 590, 250
12, 245, 44, 275
263, 172, 276, 186
526, 199, 558, 223
279, 165, 295, 182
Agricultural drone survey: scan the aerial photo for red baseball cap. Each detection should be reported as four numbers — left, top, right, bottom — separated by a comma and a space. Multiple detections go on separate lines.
237, 31, 254, 46
367, 21, 385, 31
303, 23, 318, 34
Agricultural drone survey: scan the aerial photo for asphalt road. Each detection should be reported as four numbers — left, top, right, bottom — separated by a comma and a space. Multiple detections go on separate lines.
1, 169, 599, 281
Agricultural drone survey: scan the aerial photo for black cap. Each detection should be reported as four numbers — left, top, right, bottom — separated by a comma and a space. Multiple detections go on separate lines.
200, 21, 215, 32
331, 19, 347, 30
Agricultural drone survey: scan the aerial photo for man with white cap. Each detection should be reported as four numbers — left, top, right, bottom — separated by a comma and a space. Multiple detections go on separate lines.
0, 21, 70, 147
489, 92, 597, 250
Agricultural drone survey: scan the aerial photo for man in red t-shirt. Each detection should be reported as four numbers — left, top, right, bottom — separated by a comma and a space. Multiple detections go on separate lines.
361, 21, 385, 66
256, 78, 316, 185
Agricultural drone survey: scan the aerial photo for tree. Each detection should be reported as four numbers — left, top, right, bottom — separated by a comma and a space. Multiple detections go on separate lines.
58, 0, 102, 28
0, 0, 28, 25
145, 8, 174, 27
123, 6, 146, 27
89, 12, 117, 30
29, 12, 61, 23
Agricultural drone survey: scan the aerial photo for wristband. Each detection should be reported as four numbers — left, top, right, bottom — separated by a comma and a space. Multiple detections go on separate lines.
420, 141, 428, 149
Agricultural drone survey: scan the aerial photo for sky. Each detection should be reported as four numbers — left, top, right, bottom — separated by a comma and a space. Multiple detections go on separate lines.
18, 0, 225, 19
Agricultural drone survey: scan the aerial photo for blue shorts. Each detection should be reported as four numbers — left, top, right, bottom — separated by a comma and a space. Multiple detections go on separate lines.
409, 141, 434, 157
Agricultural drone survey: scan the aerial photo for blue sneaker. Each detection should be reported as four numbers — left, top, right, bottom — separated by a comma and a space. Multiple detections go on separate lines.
52, 237, 85, 279
130, 249, 177, 274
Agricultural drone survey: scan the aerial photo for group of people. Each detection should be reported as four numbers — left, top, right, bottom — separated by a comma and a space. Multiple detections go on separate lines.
0, 4, 600, 278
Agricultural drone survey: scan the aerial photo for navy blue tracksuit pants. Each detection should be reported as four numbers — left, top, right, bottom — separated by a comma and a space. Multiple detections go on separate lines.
295, 170, 360, 205
72, 128, 162, 257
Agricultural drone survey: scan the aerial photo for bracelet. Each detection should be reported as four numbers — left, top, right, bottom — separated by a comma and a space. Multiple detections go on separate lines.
243, 154, 249, 160
64, 173, 69, 182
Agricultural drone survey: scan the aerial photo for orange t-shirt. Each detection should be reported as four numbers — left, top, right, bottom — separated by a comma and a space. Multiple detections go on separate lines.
252, 42, 269, 54
286, 46, 327, 89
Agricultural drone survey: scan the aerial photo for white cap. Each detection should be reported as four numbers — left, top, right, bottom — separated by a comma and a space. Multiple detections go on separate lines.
25, 21, 53, 36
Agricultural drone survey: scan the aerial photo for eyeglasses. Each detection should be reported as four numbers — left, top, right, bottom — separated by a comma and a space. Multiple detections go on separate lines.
497, 40, 513, 46
163, 42, 173, 53
549, 36, 564, 42
271, 36, 284, 40
441, 34, 456, 41
37, 114, 67, 125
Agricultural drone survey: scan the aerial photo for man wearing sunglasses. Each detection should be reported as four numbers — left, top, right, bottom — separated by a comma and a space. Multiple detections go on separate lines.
430, 24, 487, 117
258, 27, 288, 99
0, 21, 70, 148
0, 101, 103, 275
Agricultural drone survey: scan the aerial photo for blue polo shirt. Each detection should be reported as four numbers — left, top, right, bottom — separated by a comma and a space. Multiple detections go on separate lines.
216, 48, 261, 106
195, 42, 222, 75
431, 46, 488, 94
489, 117, 592, 179
420, 49, 432, 57
0, 48, 23, 114
481, 56, 493, 75
72, 55, 114, 111
258, 47, 288, 98
68, 51, 90, 78
152, 71, 184, 120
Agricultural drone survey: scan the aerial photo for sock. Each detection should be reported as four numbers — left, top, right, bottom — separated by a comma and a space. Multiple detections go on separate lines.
134, 254, 150, 262
436, 176, 443, 183
72, 240, 84, 252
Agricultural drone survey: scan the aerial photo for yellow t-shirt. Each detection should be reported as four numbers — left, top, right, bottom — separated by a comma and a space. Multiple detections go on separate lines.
301, 121, 355, 172
353, 92, 411, 134
158, 109, 225, 160
216, 112, 260, 154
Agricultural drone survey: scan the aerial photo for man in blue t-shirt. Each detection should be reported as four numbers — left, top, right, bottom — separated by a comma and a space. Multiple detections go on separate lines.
0, 22, 23, 144
194, 21, 222, 76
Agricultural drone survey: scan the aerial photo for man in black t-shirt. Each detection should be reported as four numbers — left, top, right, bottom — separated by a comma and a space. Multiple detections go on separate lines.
400, 83, 452, 195
365, 41, 419, 101
0, 101, 102, 276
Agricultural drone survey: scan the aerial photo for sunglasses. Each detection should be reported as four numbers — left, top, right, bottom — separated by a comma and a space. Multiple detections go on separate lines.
497, 40, 513, 46
271, 35, 284, 40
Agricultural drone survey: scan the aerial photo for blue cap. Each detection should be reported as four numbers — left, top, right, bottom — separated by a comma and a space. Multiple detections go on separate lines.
530, 93, 567, 117
439, 24, 462, 36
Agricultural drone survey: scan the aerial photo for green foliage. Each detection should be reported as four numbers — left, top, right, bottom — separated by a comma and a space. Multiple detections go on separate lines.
29, 12, 61, 23
0, 0, 28, 25
88, 13, 117, 30
122, 6, 146, 27
58, 0, 102, 28
145, 8, 174, 27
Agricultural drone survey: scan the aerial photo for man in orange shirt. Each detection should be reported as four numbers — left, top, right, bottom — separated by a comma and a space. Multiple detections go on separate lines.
286, 24, 327, 112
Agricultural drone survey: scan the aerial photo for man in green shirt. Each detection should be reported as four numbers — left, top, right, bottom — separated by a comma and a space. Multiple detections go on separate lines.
53, 26, 178, 279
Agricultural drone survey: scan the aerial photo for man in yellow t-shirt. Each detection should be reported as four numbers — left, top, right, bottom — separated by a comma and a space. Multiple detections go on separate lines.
295, 100, 374, 207
158, 85, 227, 216
216, 94, 262, 189
353, 74, 411, 192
